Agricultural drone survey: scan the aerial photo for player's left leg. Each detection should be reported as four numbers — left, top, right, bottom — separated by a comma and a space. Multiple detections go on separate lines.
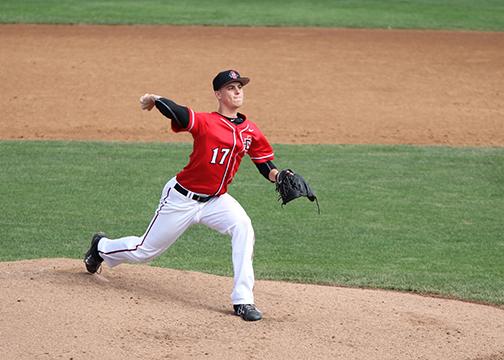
199, 194, 256, 306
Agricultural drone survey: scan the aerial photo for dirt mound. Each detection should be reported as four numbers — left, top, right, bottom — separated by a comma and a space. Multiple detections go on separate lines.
1, 259, 503, 360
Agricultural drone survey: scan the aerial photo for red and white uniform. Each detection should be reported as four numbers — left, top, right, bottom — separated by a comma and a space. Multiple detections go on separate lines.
175, 110, 274, 195
97, 108, 274, 306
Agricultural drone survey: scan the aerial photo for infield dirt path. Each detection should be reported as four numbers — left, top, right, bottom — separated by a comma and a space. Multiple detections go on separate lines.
1, 24, 503, 145
0, 25, 503, 360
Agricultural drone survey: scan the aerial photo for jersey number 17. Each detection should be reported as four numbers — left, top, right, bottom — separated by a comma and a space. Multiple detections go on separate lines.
210, 147, 231, 165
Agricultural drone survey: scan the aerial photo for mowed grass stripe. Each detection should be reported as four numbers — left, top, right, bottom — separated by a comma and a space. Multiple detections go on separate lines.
0, 0, 503, 31
0, 140, 503, 304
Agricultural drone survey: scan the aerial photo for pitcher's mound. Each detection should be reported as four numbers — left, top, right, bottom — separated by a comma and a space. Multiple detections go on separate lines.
1, 258, 503, 360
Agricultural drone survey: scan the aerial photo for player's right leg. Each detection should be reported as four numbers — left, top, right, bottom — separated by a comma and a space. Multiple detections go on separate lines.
95, 178, 199, 267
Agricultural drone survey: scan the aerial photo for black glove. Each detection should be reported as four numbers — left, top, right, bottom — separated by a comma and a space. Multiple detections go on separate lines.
275, 169, 320, 213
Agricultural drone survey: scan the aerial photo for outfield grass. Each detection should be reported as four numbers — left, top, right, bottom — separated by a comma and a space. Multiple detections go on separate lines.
0, 0, 503, 31
1, 140, 503, 305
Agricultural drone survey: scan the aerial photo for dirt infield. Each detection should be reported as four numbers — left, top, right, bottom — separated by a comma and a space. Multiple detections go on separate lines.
1, 25, 504, 360
0, 24, 503, 145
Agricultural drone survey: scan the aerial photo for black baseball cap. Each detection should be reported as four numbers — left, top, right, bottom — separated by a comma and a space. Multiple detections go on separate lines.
212, 70, 250, 91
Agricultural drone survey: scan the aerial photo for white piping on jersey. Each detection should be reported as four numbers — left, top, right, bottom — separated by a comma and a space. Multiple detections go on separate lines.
250, 153, 274, 160
225, 125, 249, 189
238, 125, 250, 153
239, 125, 275, 161
215, 118, 237, 196
188, 108, 195, 132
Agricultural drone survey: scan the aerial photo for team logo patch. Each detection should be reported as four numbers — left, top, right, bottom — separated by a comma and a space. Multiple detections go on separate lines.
229, 71, 239, 79
243, 135, 252, 152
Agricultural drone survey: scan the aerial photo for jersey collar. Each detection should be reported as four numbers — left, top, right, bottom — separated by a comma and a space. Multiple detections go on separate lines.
216, 112, 247, 125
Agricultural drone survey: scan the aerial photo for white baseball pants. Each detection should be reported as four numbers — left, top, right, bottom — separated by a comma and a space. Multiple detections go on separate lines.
97, 177, 256, 305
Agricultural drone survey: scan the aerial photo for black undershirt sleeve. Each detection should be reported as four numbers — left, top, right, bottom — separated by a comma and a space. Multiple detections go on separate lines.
155, 98, 190, 129
255, 160, 277, 182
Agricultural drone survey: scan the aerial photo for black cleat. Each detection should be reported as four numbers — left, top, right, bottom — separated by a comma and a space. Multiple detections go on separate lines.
84, 233, 105, 274
233, 304, 262, 321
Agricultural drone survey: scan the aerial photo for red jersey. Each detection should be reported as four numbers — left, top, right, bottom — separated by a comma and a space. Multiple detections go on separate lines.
172, 109, 274, 196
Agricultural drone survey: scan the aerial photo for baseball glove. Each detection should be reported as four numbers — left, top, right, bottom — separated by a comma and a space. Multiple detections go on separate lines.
275, 169, 320, 213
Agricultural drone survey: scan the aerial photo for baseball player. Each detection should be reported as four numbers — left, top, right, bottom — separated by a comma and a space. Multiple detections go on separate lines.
84, 70, 281, 321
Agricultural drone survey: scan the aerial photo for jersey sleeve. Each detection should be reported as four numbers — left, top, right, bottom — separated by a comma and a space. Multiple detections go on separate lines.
171, 107, 199, 135
248, 126, 275, 164
155, 98, 190, 129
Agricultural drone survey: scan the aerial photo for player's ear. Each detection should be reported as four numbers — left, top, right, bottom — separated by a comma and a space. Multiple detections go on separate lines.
214, 90, 222, 100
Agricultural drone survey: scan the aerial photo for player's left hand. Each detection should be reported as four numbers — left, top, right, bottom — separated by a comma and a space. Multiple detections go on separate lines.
275, 169, 320, 213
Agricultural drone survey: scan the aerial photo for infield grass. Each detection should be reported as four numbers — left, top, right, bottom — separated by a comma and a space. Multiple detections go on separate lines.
1, 140, 503, 305
0, 0, 504, 31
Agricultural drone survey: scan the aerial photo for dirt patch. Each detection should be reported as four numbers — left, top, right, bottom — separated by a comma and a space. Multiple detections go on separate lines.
1, 24, 504, 360
1, 259, 503, 360
0, 24, 503, 146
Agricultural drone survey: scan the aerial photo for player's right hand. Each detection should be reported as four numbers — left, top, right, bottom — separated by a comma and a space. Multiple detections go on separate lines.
139, 93, 157, 111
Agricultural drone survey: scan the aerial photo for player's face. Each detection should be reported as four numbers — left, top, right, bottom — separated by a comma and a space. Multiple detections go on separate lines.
216, 82, 244, 109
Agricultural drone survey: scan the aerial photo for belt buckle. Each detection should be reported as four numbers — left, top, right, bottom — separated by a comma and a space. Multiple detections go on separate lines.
176, 183, 210, 202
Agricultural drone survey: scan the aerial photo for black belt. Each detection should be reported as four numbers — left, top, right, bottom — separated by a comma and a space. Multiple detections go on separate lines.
174, 183, 214, 203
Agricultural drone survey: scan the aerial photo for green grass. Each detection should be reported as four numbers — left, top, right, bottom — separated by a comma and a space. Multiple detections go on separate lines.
1, 140, 503, 305
0, 0, 503, 31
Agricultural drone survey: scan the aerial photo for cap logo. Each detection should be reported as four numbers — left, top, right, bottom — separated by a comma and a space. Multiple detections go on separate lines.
229, 71, 239, 79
